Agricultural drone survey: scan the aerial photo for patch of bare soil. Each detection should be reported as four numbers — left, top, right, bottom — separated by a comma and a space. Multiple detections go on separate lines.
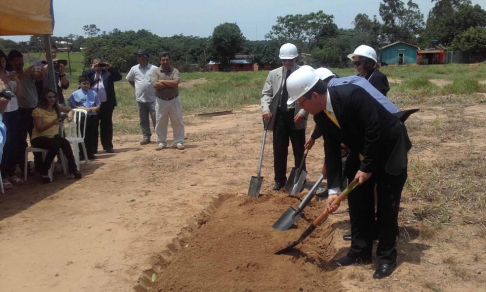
388, 78, 402, 84
429, 79, 453, 87
1, 96, 486, 292
179, 78, 208, 88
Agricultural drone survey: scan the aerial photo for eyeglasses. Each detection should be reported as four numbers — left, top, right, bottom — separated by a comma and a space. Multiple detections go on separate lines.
352, 61, 362, 66
47, 95, 57, 99
282, 59, 294, 63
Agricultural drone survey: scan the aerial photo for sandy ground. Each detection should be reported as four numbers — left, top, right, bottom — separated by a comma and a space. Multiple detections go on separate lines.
1, 103, 486, 292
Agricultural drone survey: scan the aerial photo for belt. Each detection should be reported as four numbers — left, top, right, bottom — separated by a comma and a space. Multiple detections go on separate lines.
158, 95, 178, 101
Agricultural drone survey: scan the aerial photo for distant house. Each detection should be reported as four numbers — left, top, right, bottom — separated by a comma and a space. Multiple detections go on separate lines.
416, 41, 447, 65
207, 54, 259, 72
380, 41, 419, 65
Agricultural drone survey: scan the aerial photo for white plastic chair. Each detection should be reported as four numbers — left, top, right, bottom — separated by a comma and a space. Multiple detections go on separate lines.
65, 109, 89, 171
0, 173, 4, 194
24, 147, 67, 181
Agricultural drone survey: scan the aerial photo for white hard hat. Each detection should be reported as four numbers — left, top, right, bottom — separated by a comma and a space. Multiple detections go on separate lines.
299, 65, 315, 71
315, 67, 335, 80
279, 43, 298, 59
286, 67, 320, 105
347, 45, 377, 63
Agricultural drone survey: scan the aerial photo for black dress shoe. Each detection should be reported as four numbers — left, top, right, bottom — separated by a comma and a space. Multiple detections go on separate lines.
273, 181, 285, 191
373, 262, 397, 279
332, 255, 371, 266
343, 234, 352, 241
105, 149, 115, 153
88, 154, 97, 160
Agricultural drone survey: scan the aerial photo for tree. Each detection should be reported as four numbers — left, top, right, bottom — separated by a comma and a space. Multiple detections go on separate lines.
450, 26, 486, 53
353, 13, 382, 48
211, 23, 245, 66
265, 11, 338, 53
244, 40, 280, 67
379, 0, 424, 44
83, 24, 101, 37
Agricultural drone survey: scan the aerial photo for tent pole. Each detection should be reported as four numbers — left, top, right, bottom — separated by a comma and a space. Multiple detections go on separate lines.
43, 35, 57, 93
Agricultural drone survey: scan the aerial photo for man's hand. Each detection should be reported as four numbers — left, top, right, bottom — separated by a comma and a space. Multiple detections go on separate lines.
58, 63, 66, 75
354, 170, 372, 184
105, 63, 111, 69
305, 137, 315, 150
262, 111, 272, 120
294, 113, 305, 124
326, 194, 340, 213
321, 163, 327, 179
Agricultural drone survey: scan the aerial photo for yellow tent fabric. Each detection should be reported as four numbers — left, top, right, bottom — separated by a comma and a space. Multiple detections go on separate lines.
0, 0, 54, 35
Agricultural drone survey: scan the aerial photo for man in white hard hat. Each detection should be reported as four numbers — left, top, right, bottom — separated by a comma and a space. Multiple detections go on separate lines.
348, 45, 390, 96
286, 67, 411, 279
261, 43, 308, 191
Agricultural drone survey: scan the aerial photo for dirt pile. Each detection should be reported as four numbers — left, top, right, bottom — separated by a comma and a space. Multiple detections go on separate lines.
148, 192, 344, 292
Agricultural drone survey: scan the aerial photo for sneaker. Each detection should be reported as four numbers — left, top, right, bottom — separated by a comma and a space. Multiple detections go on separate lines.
8, 175, 24, 185
140, 138, 150, 145
156, 143, 166, 151
176, 143, 185, 150
2, 179, 13, 190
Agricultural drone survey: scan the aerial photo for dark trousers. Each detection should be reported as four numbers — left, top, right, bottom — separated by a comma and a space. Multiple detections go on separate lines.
80, 115, 99, 156
31, 135, 77, 176
1, 110, 20, 177
98, 102, 114, 151
17, 107, 42, 172
346, 160, 407, 264
272, 110, 306, 183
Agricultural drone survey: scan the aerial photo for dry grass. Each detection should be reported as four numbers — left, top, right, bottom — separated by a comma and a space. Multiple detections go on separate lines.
347, 267, 366, 282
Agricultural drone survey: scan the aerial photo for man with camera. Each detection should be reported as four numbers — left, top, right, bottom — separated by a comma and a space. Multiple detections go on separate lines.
42, 44, 69, 105
82, 58, 122, 153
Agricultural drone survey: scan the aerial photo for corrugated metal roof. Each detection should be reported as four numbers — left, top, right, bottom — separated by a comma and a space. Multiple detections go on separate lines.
230, 59, 251, 64
380, 41, 420, 50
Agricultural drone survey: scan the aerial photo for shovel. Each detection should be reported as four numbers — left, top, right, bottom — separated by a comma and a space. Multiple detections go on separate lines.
275, 179, 359, 255
285, 149, 309, 193
248, 118, 272, 198
273, 174, 325, 231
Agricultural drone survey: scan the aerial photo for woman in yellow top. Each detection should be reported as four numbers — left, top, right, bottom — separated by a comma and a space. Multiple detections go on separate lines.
31, 89, 82, 183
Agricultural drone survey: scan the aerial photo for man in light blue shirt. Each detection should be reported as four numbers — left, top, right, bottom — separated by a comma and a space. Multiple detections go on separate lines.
68, 75, 100, 160
126, 50, 157, 145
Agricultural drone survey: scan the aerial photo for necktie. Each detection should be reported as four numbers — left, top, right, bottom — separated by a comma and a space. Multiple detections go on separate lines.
280, 69, 292, 112
325, 110, 340, 128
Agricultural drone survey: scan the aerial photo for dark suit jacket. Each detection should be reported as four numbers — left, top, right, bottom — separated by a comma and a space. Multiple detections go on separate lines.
365, 69, 390, 96
314, 84, 411, 189
82, 68, 122, 108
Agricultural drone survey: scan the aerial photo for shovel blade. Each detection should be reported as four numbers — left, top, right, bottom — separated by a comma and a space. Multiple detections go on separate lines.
272, 206, 300, 231
290, 170, 307, 196
248, 176, 263, 198
284, 168, 297, 192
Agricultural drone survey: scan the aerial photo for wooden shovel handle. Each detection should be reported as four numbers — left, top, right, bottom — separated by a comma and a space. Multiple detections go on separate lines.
311, 179, 359, 227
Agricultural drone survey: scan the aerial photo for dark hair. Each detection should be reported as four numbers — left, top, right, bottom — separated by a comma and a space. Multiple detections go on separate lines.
0, 49, 11, 71
7, 49, 23, 62
359, 56, 379, 72
159, 52, 171, 60
38, 88, 61, 118
302, 79, 327, 100
78, 75, 89, 83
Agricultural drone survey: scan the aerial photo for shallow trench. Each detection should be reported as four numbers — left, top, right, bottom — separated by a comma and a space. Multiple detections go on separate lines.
132, 191, 345, 292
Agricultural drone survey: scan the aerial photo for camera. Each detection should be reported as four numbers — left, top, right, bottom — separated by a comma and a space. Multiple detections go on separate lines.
58, 113, 68, 122
54, 59, 68, 66
0, 89, 15, 100
97, 62, 107, 68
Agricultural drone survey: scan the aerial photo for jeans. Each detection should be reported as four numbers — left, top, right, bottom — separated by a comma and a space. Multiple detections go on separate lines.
1, 110, 20, 177
137, 101, 156, 139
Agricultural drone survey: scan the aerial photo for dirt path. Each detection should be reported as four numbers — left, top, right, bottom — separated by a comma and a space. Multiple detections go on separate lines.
1, 104, 485, 292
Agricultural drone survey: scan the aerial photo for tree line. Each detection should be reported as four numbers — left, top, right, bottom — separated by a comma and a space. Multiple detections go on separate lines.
1, 0, 484, 72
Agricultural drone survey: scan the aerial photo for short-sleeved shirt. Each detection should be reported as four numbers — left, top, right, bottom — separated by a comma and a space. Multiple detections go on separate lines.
31, 107, 59, 140
18, 73, 38, 109
126, 63, 157, 103
68, 88, 100, 116
151, 66, 180, 100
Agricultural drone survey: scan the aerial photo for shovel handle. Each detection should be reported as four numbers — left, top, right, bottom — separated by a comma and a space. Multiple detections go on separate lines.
311, 179, 359, 227
263, 116, 272, 130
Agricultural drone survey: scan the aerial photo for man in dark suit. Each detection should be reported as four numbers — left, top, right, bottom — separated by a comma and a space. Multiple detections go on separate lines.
82, 58, 122, 153
286, 68, 411, 279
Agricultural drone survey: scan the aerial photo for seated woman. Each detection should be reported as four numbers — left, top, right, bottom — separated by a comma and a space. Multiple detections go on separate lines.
31, 89, 82, 183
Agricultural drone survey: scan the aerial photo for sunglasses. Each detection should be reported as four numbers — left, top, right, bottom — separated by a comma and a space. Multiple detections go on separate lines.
282, 59, 294, 63
352, 61, 362, 66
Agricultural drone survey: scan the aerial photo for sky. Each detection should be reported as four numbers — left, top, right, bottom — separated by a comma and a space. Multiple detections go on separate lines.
3, 0, 484, 42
